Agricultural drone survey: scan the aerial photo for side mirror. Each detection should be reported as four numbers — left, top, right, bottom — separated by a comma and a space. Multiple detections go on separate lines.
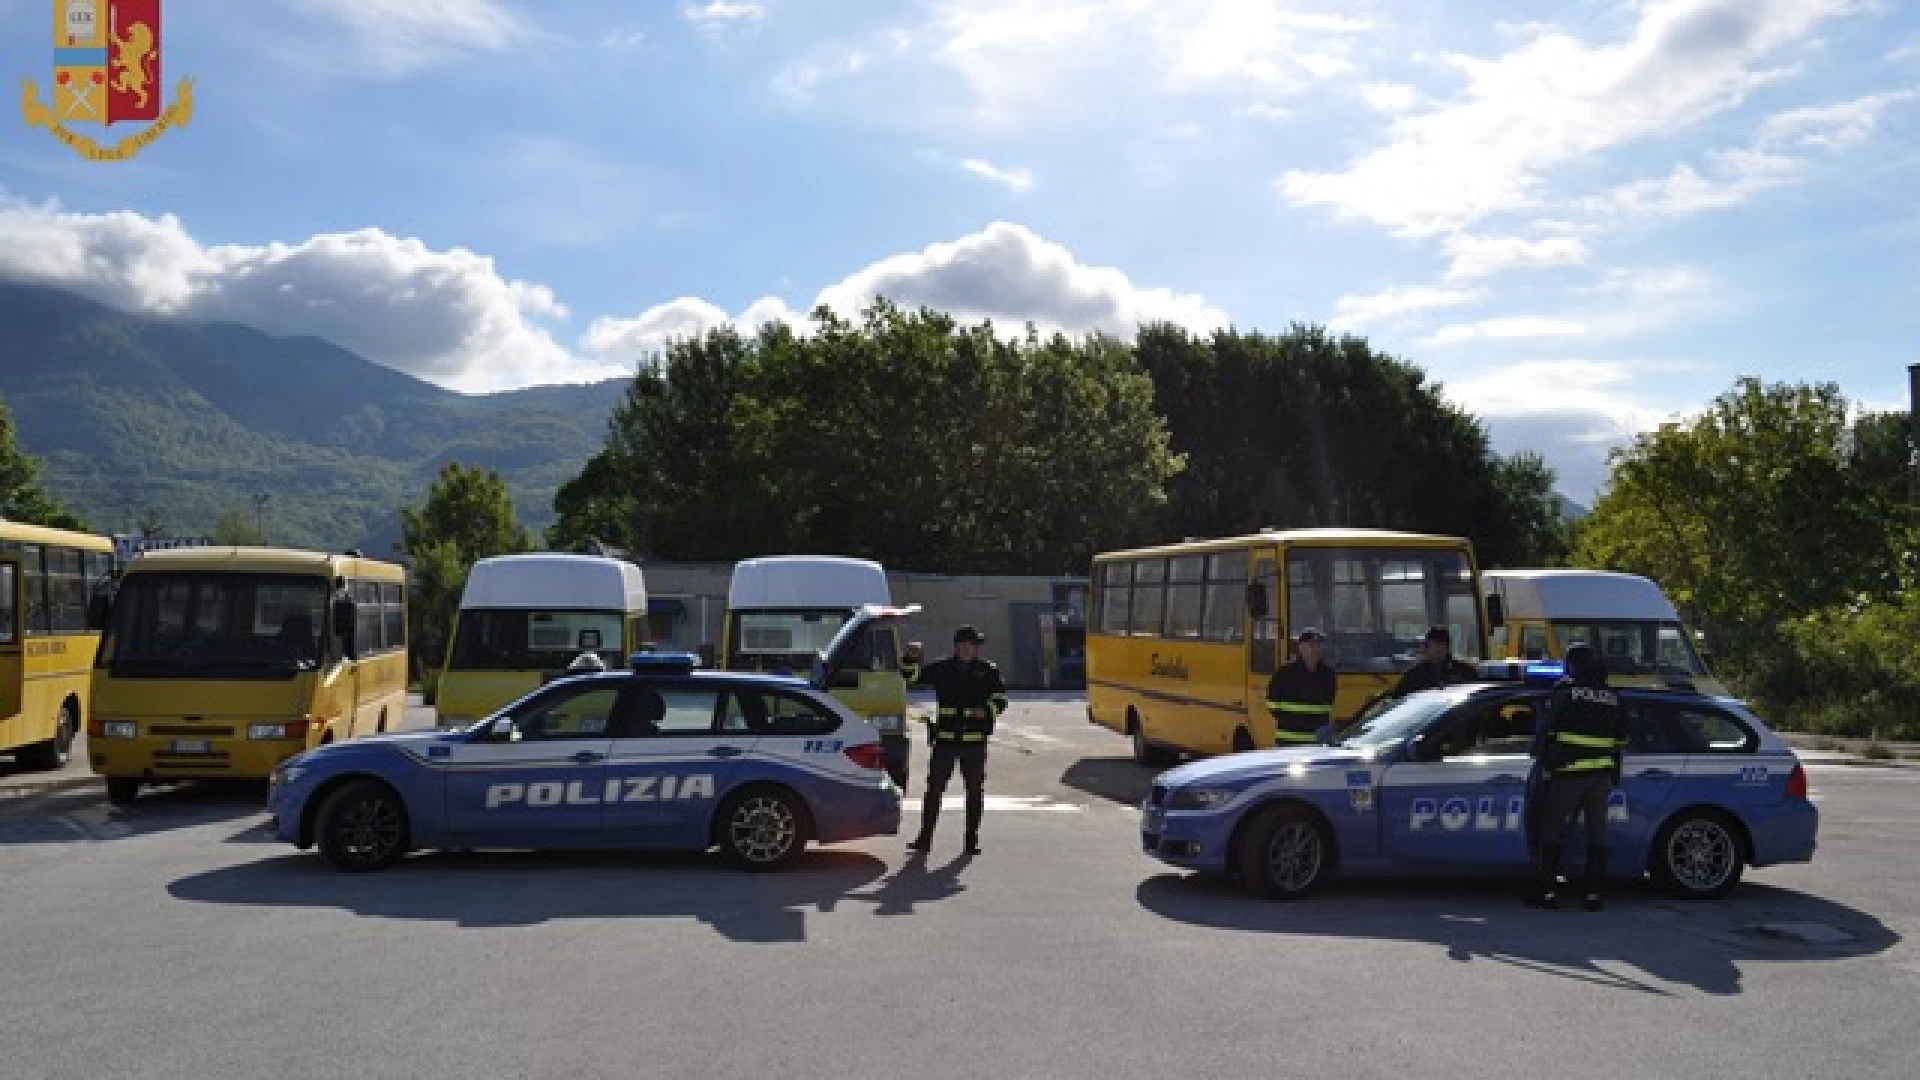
489, 717, 518, 742
1406, 733, 1434, 762
1485, 594, 1505, 628
1246, 582, 1269, 620
578, 628, 602, 651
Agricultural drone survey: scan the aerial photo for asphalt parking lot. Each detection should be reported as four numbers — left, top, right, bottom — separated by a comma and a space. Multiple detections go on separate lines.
1, 697, 1913, 1080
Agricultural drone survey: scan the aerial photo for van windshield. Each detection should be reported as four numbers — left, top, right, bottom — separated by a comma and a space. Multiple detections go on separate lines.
101, 573, 328, 679
1549, 621, 1708, 677
449, 609, 626, 671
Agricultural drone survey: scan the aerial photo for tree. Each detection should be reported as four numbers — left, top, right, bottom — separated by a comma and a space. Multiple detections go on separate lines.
1574, 378, 1901, 658
209, 504, 265, 545
1131, 323, 1567, 567
0, 392, 84, 530
400, 463, 533, 684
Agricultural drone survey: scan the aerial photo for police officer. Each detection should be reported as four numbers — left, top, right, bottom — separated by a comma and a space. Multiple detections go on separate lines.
1526, 643, 1629, 911
1266, 627, 1337, 747
1392, 626, 1478, 697
901, 625, 1008, 855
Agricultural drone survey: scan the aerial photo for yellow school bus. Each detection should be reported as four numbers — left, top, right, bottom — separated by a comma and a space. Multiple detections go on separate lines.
0, 522, 115, 771
1087, 529, 1490, 766
89, 547, 407, 804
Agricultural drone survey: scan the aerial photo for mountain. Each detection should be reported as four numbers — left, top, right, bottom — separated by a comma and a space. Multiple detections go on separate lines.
1557, 495, 1589, 522
0, 282, 625, 555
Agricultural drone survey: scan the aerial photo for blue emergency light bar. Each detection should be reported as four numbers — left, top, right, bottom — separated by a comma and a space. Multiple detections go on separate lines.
1477, 659, 1564, 684
630, 651, 701, 671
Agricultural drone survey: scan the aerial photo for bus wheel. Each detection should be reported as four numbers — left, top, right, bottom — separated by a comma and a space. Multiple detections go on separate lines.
1129, 711, 1177, 769
105, 777, 140, 806
17, 702, 77, 771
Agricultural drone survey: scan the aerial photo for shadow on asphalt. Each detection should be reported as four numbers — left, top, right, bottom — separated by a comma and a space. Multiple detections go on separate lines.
168, 843, 978, 941
1059, 756, 1164, 808
0, 781, 271, 846
1136, 872, 1901, 998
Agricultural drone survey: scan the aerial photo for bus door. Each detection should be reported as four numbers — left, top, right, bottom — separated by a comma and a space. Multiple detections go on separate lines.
1245, 548, 1279, 746
0, 558, 22, 722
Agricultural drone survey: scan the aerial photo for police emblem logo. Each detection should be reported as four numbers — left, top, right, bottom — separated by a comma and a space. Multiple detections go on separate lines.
20, 0, 196, 161
1345, 769, 1374, 812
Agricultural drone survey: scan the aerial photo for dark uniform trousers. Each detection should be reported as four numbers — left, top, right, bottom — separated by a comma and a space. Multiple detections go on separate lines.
903, 656, 1007, 846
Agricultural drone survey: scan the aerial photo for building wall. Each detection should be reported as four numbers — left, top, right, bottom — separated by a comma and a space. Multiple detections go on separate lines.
634, 560, 1087, 690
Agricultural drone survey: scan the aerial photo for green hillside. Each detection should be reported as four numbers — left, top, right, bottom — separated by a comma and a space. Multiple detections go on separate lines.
0, 283, 624, 553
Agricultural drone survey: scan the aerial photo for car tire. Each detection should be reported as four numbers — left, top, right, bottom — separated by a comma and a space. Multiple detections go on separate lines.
1650, 809, 1745, 900
105, 777, 140, 806
1130, 712, 1178, 769
315, 780, 410, 873
16, 702, 76, 771
1237, 803, 1332, 902
718, 785, 810, 872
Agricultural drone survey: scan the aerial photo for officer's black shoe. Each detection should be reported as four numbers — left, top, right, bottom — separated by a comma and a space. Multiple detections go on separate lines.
963, 837, 981, 855
1525, 891, 1559, 910
1583, 894, 1604, 912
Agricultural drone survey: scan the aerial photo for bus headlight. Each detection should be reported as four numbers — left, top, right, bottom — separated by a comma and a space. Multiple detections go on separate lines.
1166, 787, 1238, 811
98, 721, 138, 740
248, 722, 309, 741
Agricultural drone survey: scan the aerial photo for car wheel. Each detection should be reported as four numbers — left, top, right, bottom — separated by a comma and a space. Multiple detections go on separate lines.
105, 777, 141, 806
17, 702, 76, 771
1130, 712, 1177, 769
1237, 803, 1332, 901
315, 780, 409, 873
1651, 809, 1744, 900
719, 786, 809, 872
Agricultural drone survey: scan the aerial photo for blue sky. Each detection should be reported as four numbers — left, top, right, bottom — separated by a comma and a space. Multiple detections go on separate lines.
2, 0, 1918, 502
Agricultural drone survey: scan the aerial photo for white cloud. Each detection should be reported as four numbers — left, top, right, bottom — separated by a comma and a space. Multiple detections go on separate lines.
602, 27, 647, 51
773, 48, 872, 101
1757, 87, 1918, 149
684, 1, 767, 27
1279, 0, 1854, 236
1422, 317, 1589, 347
1330, 287, 1481, 329
813, 221, 1228, 337
960, 157, 1036, 192
0, 197, 607, 394
1444, 233, 1590, 281
1359, 81, 1418, 114
1443, 360, 1683, 498
290, 0, 534, 77
1596, 148, 1802, 217
580, 296, 798, 367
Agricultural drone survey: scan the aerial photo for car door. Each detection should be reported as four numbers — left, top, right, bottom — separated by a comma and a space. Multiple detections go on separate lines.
441, 677, 624, 843
600, 681, 754, 849
1598, 695, 1687, 858
1380, 696, 1534, 866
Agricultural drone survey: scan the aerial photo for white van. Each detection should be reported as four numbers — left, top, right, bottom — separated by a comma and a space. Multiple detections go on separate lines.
1483, 569, 1724, 694
435, 553, 648, 728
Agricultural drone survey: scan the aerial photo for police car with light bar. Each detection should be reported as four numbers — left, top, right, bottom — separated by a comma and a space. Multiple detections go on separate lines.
1139, 660, 1817, 901
267, 606, 918, 872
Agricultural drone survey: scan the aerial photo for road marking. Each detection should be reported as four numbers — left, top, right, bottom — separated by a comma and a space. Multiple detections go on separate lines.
905, 795, 1085, 815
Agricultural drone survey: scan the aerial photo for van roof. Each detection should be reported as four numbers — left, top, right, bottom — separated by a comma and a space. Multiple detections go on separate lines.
728, 555, 891, 608
459, 553, 647, 611
1483, 568, 1681, 621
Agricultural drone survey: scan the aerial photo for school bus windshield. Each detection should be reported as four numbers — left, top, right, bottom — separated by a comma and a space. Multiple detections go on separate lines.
1286, 547, 1484, 672
100, 573, 329, 679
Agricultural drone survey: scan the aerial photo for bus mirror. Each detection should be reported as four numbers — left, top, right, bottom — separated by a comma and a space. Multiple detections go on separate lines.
1246, 582, 1268, 620
1485, 594, 1505, 628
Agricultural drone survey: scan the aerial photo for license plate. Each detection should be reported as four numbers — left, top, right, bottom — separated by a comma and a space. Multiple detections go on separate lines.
171, 739, 212, 754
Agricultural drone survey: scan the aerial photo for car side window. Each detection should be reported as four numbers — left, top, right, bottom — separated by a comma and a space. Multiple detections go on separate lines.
1622, 700, 1688, 755
752, 690, 843, 737
1433, 699, 1537, 759
507, 682, 625, 741
621, 684, 724, 738
1666, 704, 1758, 754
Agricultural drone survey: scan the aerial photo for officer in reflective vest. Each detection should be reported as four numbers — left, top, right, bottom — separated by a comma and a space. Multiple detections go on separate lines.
1526, 643, 1629, 911
900, 625, 1008, 855
1391, 625, 1478, 697
1266, 627, 1337, 747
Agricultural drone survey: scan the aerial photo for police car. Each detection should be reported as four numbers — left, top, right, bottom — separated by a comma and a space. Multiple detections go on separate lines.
1139, 662, 1817, 902
267, 606, 917, 873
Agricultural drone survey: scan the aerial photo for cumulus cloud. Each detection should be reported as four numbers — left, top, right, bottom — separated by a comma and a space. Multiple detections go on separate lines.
581, 296, 800, 367
290, 0, 535, 77
0, 197, 608, 394
1359, 81, 1418, 114
1422, 317, 1588, 347
1279, 0, 1852, 236
1442, 360, 1684, 499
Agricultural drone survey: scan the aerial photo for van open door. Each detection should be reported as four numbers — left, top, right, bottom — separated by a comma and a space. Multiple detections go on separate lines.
812, 604, 922, 692
0, 557, 22, 722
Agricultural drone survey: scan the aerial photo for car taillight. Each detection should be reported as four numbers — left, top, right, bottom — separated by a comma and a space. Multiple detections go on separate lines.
844, 743, 886, 770
1786, 763, 1808, 800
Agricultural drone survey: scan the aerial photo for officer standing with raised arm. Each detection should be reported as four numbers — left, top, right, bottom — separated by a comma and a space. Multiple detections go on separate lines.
901, 625, 1008, 855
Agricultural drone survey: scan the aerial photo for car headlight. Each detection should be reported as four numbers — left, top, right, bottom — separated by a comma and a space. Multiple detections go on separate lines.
1166, 787, 1239, 811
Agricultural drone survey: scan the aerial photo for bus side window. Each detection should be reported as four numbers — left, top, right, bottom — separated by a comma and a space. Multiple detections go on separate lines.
1521, 624, 1549, 661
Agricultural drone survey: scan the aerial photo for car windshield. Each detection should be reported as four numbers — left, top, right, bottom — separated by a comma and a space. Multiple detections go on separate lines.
449, 609, 626, 671
1338, 691, 1468, 748
1549, 620, 1708, 677
101, 573, 328, 679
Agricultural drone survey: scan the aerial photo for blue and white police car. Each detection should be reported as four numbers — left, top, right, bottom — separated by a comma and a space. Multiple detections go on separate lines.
1140, 663, 1818, 902
268, 606, 917, 873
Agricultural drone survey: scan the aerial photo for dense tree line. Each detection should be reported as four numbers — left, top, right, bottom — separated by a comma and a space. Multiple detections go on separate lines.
551, 301, 1570, 574
400, 462, 533, 696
